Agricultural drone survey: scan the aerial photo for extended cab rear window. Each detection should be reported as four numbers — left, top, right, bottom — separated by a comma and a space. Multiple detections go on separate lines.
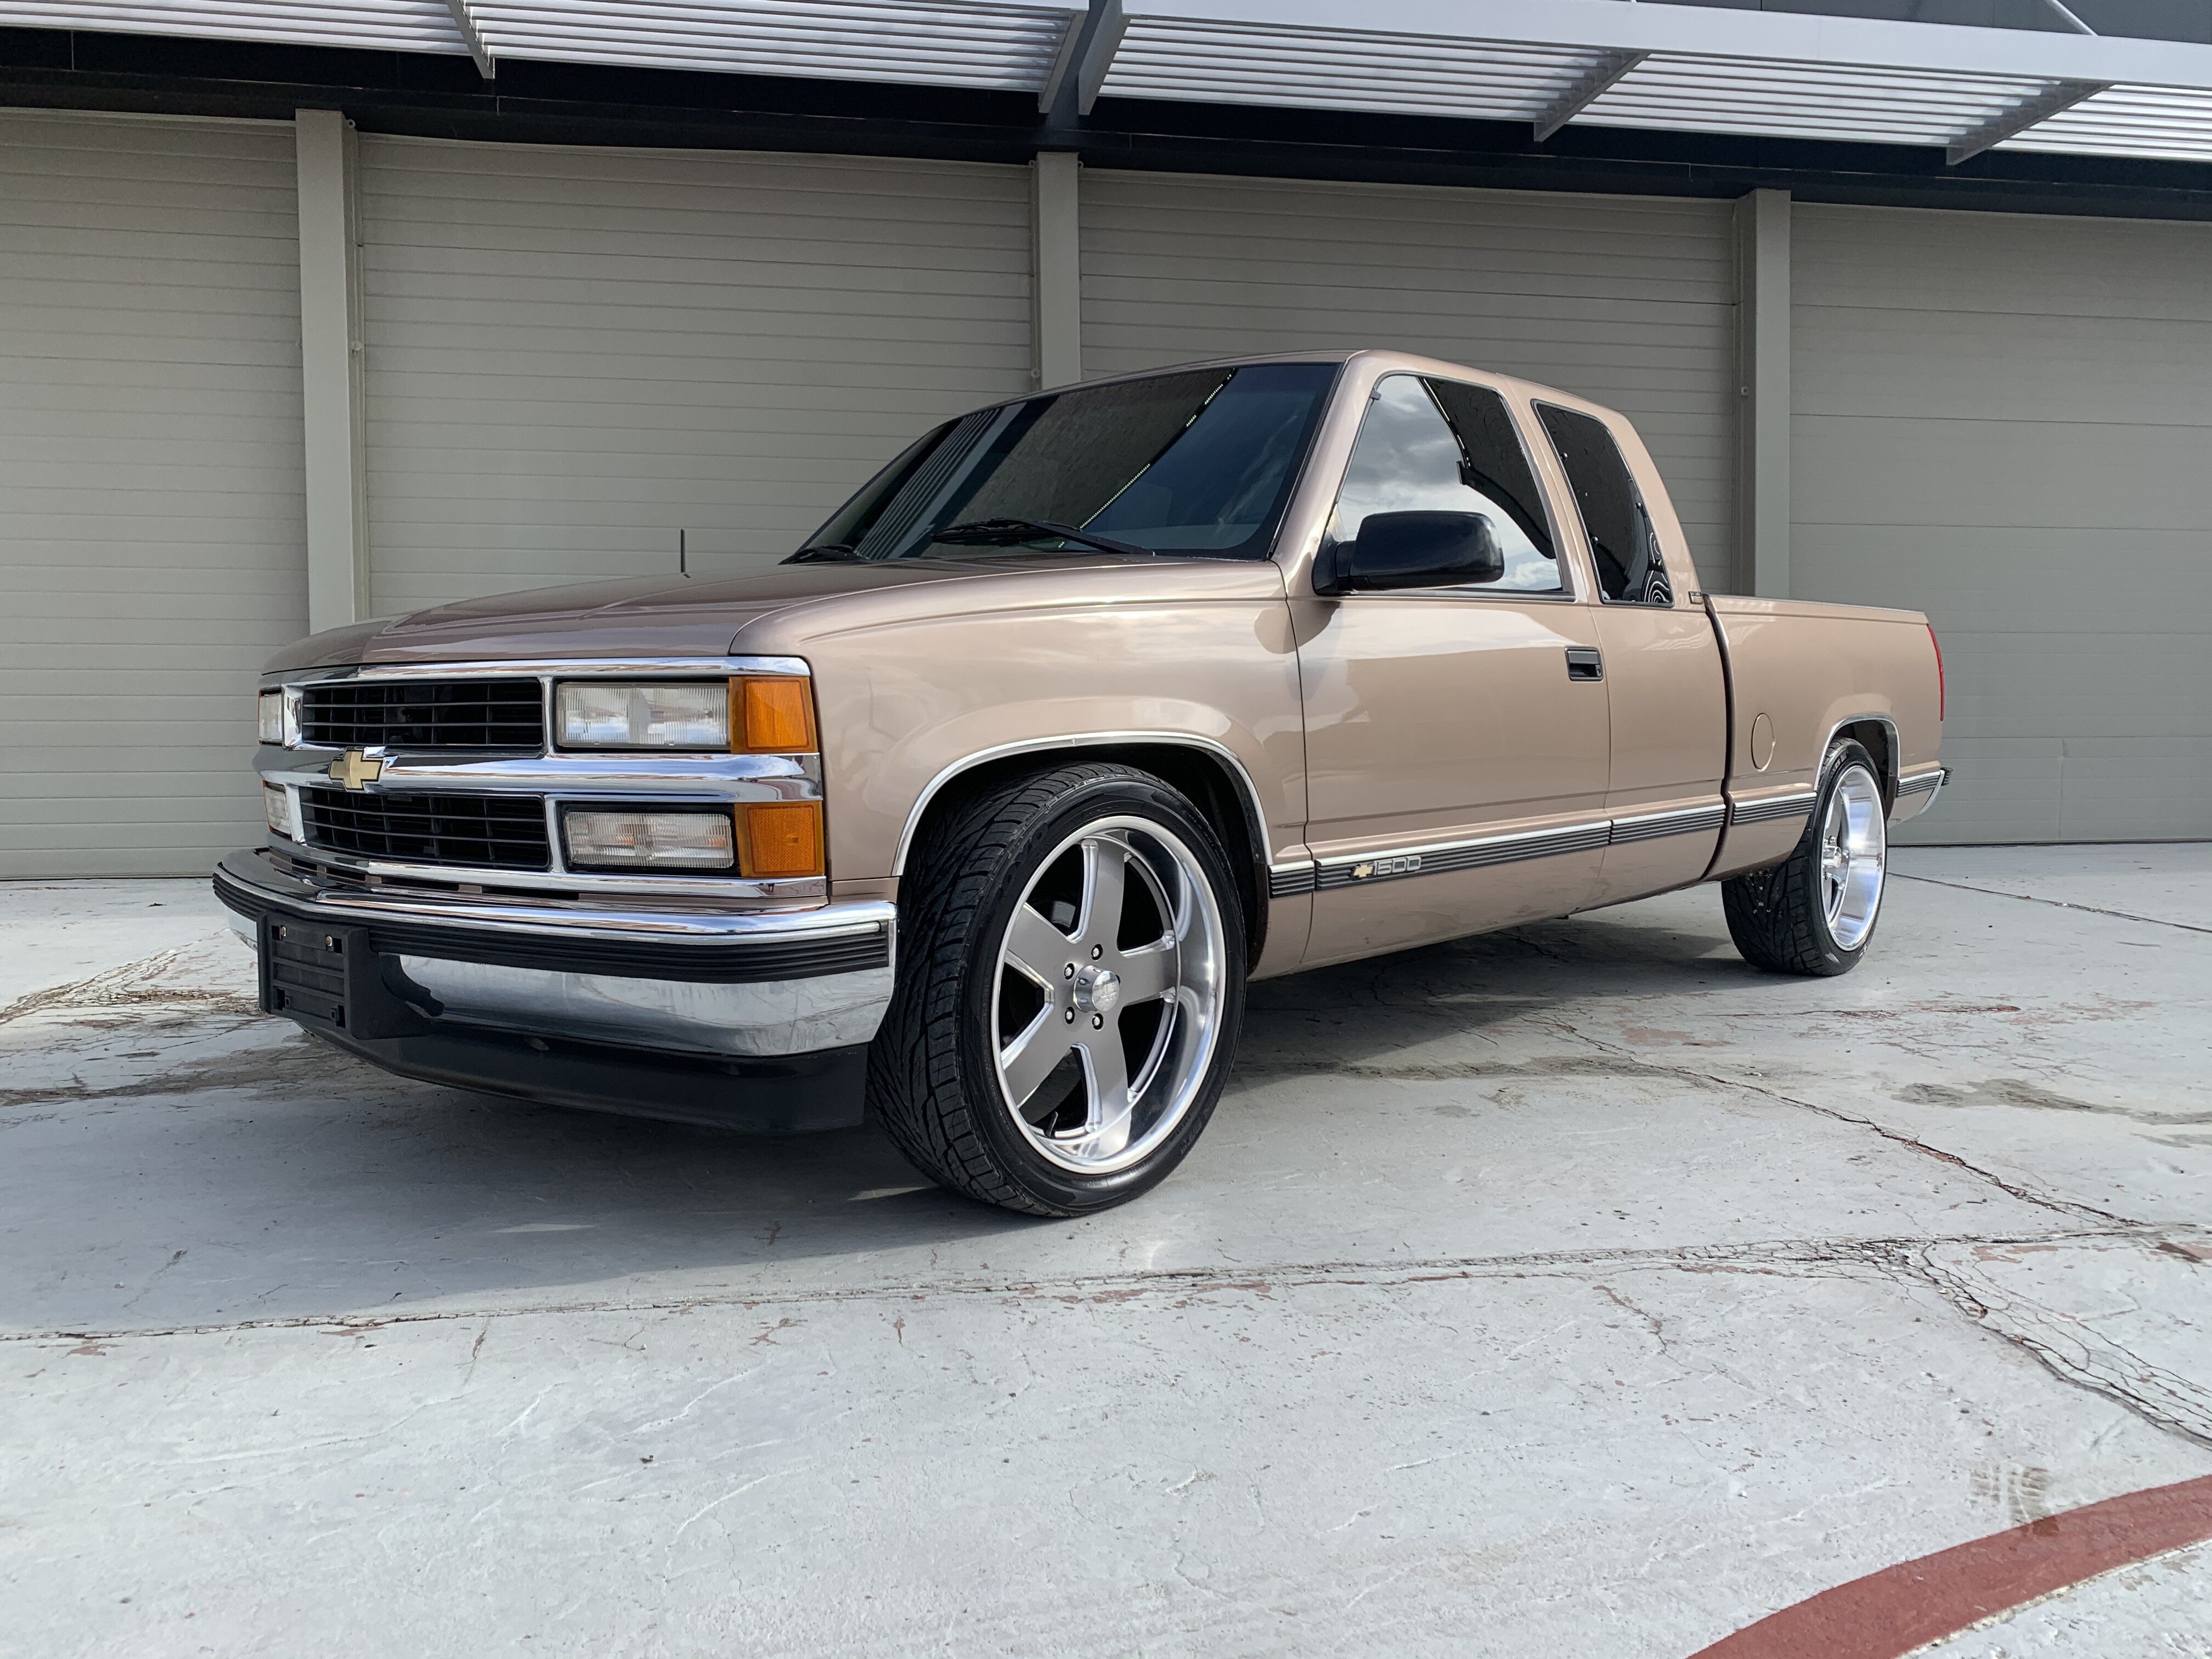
800, 362, 1340, 562
1535, 403, 1674, 606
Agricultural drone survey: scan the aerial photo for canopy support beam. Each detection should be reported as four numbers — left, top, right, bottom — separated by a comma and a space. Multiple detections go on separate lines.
1946, 78, 2109, 162
1532, 50, 1647, 142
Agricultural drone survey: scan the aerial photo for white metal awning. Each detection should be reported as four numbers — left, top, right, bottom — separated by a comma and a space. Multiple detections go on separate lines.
1095, 0, 2212, 163
14, 0, 2212, 164
5, 0, 1090, 93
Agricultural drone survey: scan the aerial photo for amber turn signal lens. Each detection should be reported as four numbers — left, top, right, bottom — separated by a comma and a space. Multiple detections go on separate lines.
737, 800, 824, 879
735, 677, 816, 753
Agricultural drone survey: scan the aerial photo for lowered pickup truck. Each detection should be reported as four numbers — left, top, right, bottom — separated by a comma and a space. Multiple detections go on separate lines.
219, 349, 1945, 1215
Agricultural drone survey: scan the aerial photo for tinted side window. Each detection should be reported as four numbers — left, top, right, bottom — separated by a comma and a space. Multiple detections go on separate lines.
1536, 404, 1673, 606
1328, 375, 1563, 595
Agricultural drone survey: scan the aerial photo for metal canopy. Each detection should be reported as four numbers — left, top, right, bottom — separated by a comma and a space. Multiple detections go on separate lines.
9, 0, 1088, 93
15, 0, 2212, 163
1101, 0, 2212, 163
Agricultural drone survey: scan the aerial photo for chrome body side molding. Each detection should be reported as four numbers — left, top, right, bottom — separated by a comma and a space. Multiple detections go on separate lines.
1730, 790, 1819, 826
1890, 765, 1950, 824
1314, 819, 1614, 890
1607, 802, 1729, 843
1304, 799, 1729, 893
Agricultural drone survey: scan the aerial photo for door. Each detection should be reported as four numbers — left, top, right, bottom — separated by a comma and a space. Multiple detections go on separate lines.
1298, 374, 1611, 967
1535, 403, 1728, 907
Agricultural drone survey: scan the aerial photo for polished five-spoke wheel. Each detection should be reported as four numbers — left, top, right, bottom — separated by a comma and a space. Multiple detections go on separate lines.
1817, 763, 1886, 952
992, 819, 1226, 1173
1723, 738, 1889, 977
870, 762, 1246, 1216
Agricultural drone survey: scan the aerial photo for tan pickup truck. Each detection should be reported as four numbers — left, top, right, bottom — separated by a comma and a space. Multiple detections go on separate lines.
219, 349, 1946, 1215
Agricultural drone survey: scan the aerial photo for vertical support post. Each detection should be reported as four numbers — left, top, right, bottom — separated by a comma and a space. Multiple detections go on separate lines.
1733, 187, 1791, 600
1032, 150, 1082, 391
296, 108, 368, 632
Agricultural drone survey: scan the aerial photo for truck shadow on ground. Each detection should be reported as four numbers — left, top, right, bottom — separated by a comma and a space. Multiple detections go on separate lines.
4, 906, 1758, 1335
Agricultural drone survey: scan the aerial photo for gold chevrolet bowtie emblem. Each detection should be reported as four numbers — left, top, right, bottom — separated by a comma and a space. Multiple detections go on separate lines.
326, 749, 384, 791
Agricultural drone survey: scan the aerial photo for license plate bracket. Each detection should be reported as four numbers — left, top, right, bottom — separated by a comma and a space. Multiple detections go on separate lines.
257, 915, 431, 1040
259, 916, 354, 1029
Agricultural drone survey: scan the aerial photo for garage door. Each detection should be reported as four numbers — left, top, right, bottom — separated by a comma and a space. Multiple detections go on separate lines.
0, 112, 304, 879
1793, 203, 2212, 844
1080, 169, 1737, 585
358, 137, 1035, 614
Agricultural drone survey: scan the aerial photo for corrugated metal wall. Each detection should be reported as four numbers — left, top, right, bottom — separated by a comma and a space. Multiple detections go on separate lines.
1793, 202, 2212, 844
0, 112, 304, 879
1080, 169, 1739, 588
357, 138, 1035, 613
3, 111, 2200, 876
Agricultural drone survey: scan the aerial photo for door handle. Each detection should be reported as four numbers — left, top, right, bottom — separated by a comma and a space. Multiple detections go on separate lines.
1565, 647, 1604, 682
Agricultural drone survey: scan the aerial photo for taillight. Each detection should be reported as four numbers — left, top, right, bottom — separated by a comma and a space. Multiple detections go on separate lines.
1929, 624, 1945, 723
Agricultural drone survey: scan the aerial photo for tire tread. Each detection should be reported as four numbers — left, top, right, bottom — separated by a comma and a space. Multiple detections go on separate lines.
868, 761, 1238, 1216
1722, 741, 1880, 979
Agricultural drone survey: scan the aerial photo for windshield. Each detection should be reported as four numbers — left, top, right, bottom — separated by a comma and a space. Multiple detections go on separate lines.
800, 362, 1339, 561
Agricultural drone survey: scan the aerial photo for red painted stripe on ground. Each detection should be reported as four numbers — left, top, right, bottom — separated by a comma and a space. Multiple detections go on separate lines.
1687, 1472, 2212, 1659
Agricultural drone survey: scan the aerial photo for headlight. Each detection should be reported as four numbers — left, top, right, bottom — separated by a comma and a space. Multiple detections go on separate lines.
562, 808, 735, 871
263, 784, 294, 839
257, 690, 286, 744
556, 683, 729, 751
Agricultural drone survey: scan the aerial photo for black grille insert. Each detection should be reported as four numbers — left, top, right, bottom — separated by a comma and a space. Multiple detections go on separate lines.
301, 680, 544, 750
301, 787, 551, 871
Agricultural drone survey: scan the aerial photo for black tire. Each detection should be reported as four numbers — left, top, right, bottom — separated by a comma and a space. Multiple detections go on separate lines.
869, 761, 1248, 1216
1723, 740, 1887, 977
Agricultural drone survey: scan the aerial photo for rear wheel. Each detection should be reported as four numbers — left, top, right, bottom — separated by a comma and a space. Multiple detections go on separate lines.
870, 762, 1245, 1216
1723, 740, 1887, 977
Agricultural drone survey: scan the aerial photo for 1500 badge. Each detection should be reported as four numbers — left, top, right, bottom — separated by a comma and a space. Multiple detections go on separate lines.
1351, 854, 1423, 880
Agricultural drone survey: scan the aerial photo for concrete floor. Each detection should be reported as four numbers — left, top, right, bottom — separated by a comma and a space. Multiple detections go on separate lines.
3, 847, 2209, 1658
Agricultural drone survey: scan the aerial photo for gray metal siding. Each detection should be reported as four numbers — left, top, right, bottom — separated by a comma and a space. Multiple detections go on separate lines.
1793, 202, 2212, 844
1080, 169, 1737, 585
0, 112, 304, 879
358, 137, 1034, 614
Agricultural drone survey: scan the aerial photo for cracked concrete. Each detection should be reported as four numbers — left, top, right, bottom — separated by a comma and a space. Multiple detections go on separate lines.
3, 845, 2210, 1657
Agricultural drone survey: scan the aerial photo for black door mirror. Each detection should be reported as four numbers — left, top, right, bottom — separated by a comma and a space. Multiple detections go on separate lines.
1317, 511, 1505, 594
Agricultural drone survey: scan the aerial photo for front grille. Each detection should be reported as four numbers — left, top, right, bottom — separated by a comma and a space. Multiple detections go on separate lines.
301, 787, 551, 871
301, 679, 544, 750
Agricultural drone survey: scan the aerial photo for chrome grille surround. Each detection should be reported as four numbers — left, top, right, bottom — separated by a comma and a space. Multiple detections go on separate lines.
256, 657, 824, 904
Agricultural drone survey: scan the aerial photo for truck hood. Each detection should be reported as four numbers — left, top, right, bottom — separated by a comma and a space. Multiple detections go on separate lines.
264, 558, 1006, 672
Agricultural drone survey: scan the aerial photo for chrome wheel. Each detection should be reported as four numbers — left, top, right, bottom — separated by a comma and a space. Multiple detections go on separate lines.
1819, 764, 1886, 951
990, 816, 1227, 1174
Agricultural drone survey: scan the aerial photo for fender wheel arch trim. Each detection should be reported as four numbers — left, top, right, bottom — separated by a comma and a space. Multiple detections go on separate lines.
1819, 712, 1903, 801
890, 736, 1277, 958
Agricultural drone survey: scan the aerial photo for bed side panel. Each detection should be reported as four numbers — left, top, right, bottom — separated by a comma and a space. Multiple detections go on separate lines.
1706, 596, 1939, 878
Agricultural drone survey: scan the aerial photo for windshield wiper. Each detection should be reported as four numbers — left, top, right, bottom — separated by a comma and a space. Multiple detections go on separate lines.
783, 543, 862, 563
933, 518, 1158, 558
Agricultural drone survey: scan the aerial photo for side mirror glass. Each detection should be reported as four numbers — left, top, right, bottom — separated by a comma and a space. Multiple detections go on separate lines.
1317, 510, 1505, 594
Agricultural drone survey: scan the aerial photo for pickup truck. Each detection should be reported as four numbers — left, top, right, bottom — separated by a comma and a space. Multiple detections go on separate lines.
219, 350, 1946, 1216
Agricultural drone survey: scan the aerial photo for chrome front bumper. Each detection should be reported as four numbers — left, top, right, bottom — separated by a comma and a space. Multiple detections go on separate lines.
214, 848, 894, 1061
